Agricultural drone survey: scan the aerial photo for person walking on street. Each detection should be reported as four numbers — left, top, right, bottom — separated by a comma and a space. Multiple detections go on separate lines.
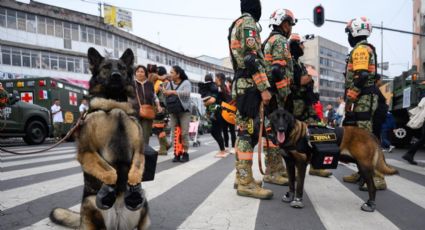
163, 65, 192, 163
51, 99, 64, 141
218, 74, 237, 154
79, 98, 89, 116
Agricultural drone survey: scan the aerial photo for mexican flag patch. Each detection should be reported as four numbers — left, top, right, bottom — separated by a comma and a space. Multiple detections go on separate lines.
244, 29, 257, 37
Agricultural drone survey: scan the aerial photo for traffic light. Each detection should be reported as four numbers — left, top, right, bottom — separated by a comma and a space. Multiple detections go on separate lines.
313, 5, 325, 27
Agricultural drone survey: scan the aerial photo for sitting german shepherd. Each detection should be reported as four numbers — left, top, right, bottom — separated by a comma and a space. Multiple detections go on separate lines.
50, 48, 150, 229
269, 107, 398, 212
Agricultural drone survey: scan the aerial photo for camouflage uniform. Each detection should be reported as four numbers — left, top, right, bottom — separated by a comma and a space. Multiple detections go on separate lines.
152, 79, 170, 155
229, 13, 273, 199
343, 40, 386, 189
290, 59, 319, 124
344, 40, 378, 132
261, 32, 293, 185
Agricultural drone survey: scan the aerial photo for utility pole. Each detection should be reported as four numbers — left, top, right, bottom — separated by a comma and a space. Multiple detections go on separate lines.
381, 21, 383, 77
98, 1, 102, 20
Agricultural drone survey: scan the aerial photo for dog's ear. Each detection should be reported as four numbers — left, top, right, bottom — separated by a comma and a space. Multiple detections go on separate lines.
87, 48, 104, 73
120, 49, 134, 67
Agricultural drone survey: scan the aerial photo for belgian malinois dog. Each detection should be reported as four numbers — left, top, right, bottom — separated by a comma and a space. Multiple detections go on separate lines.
50, 48, 150, 229
269, 107, 398, 212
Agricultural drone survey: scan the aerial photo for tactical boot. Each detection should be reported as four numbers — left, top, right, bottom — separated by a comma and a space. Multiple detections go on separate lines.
343, 172, 360, 183
236, 161, 273, 199
263, 150, 288, 185
234, 161, 262, 189
309, 167, 332, 177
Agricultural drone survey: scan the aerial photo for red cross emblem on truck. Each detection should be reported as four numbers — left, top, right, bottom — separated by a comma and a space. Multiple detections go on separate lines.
323, 156, 333, 165
21, 92, 33, 104
69, 92, 77, 106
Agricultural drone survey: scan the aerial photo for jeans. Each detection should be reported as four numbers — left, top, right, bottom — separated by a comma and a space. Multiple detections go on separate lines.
380, 130, 391, 148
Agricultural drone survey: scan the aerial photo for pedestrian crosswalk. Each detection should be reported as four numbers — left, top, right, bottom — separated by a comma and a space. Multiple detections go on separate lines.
1, 140, 425, 230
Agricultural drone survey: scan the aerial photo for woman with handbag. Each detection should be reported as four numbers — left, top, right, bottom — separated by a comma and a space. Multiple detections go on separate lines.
133, 65, 163, 145
162, 65, 192, 162
218, 74, 237, 154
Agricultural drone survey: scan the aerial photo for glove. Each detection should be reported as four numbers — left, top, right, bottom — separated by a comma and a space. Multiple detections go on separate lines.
353, 71, 369, 88
244, 53, 259, 75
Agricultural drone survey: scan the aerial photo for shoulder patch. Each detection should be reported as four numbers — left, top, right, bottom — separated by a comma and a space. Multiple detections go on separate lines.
352, 46, 370, 71
244, 29, 257, 38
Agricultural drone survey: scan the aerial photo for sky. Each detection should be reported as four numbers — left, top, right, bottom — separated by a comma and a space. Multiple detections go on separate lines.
33, 0, 414, 77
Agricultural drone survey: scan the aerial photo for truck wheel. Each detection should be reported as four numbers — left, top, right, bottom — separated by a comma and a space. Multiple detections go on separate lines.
23, 120, 47, 145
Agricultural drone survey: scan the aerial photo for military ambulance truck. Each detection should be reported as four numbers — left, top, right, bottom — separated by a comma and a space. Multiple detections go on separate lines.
1, 77, 88, 144
380, 67, 424, 147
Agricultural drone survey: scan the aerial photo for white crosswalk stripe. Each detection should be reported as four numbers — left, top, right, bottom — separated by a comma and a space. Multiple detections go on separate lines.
1, 144, 424, 229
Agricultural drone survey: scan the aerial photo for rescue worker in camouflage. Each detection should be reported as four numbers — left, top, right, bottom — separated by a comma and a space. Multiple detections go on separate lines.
152, 66, 171, 155
228, 0, 273, 199
261, 8, 297, 186
342, 17, 387, 190
287, 33, 333, 178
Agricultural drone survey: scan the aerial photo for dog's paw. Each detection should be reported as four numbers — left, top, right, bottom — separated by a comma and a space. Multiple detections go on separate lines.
125, 183, 146, 211
361, 200, 376, 212
281, 191, 295, 203
290, 197, 304, 208
96, 184, 117, 210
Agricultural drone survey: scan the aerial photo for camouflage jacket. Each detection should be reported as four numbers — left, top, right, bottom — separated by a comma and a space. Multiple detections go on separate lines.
0, 89, 8, 108
345, 40, 377, 101
263, 32, 293, 100
229, 13, 270, 96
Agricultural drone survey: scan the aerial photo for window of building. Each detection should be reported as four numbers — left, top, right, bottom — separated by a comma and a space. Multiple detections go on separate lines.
31, 51, 40, 68
64, 39, 72, 49
100, 30, 106, 46
46, 18, 54, 36
37, 16, 46, 34
54, 20, 63, 38
67, 57, 74, 72
17, 11, 26, 31
0, 8, 5, 27
94, 29, 101, 45
41, 53, 49, 69
106, 33, 113, 48
26, 13, 36, 33
63, 22, 71, 39
83, 59, 89, 74
87, 27, 94, 43
12, 48, 21, 66
1, 47, 11, 65
75, 58, 81, 73
50, 55, 58, 70
71, 23, 79, 41
22, 49, 30, 67
80, 25, 87, 42
58, 56, 66, 71
6, 9, 17, 29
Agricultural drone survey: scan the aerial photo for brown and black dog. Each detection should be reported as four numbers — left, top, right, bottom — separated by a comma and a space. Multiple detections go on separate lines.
269, 107, 398, 212
49, 48, 150, 229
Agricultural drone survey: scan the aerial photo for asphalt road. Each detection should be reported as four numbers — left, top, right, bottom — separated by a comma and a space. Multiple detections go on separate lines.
1, 134, 425, 230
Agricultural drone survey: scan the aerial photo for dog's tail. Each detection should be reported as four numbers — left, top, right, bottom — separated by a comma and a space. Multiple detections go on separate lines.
50, 208, 80, 228
375, 149, 399, 175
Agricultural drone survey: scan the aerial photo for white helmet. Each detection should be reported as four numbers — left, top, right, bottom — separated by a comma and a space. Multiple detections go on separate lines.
269, 9, 297, 27
345, 17, 372, 37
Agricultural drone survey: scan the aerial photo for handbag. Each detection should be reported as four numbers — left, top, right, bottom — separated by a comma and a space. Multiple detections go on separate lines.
135, 81, 156, 120
221, 100, 237, 125
166, 81, 185, 114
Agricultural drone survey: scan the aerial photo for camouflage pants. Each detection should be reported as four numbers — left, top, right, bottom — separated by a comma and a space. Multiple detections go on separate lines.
292, 98, 318, 124
352, 93, 378, 132
235, 113, 257, 163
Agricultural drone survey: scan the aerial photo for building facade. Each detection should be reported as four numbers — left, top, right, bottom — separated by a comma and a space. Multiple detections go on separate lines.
0, 0, 233, 91
413, 0, 424, 78
301, 36, 348, 107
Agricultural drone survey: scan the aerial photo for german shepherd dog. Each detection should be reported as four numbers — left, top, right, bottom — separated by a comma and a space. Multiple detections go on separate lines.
49, 48, 150, 229
269, 107, 398, 212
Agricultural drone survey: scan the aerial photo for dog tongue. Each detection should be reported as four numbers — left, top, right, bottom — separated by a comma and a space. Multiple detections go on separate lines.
277, 132, 286, 144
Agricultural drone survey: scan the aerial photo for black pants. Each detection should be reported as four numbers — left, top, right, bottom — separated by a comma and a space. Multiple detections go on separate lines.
406, 123, 425, 158
211, 113, 225, 151
222, 121, 236, 148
